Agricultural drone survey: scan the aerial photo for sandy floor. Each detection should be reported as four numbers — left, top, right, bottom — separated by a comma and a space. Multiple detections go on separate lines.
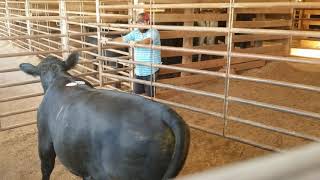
1, 40, 319, 179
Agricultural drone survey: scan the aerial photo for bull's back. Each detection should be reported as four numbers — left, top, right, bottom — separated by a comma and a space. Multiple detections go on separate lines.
47, 90, 177, 179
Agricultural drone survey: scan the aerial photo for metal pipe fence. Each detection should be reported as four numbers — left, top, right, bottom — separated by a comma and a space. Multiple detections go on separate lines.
0, 0, 319, 156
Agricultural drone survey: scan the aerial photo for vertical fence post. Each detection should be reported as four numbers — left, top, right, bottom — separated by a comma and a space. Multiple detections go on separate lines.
129, 0, 135, 91
222, 0, 235, 136
4, 0, 11, 38
25, 0, 32, 51
59, 0, 69, 59
96, 0, 104, 87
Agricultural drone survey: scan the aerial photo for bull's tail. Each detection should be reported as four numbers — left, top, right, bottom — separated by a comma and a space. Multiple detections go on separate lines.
162, 108, 190, 179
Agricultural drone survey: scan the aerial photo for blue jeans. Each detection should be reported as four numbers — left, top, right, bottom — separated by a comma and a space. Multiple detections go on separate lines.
133, 71, 159, 97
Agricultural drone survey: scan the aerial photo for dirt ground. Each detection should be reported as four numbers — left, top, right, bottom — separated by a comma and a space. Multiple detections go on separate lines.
1, 40, 320, 179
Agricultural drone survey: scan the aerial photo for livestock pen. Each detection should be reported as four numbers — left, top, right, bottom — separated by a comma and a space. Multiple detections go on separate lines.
0, 0, 320, 179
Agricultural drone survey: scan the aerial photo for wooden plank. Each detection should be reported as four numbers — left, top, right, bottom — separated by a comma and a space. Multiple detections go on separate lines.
234, 20, 291, 28
234, 8, 291, 14
234, 44, 286, 55
230, 60, 266, 71
160, 30, 226, 39
233, 34, 289, 43
303, 21, 320, 26
155, 13, 228, 22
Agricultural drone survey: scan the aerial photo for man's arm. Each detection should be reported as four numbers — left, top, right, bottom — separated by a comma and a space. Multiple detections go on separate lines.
136, 38, 152, 45
112, 37, 124, 42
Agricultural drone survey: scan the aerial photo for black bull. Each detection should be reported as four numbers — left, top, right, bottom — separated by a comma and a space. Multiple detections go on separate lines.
19, 53, 190, 180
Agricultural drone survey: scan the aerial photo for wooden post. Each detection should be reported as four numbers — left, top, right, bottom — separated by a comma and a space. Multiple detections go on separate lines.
59, 0, 69, 59
254, 14, 265, 47
181, 9, 193, 76
25, 0, 32, 51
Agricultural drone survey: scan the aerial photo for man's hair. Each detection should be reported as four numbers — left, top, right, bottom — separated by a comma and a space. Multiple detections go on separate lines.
138, 12, 150, 22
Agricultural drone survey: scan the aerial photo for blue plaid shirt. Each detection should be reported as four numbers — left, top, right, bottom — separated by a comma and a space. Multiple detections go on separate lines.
123, 28, 161, 76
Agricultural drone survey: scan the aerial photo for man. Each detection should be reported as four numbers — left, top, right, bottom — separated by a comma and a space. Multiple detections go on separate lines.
104, 12, 161, 97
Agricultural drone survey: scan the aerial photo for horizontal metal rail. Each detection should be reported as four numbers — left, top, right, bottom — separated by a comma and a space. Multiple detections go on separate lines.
98, 56, 226, 78
229, 97, 320, 120
229, 74, 320, 93
0, 46, 97, 59
0, 15, 96, 21
98, 23, 320, 39
227, 116, 320, 142
102, 72, 225, 100
105, 41, 320, 65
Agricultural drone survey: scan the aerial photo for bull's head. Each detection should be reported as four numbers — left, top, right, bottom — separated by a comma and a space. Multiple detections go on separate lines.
19, 52, 79, 91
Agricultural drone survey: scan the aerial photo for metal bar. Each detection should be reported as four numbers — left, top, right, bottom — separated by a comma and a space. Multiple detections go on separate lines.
98, 56, 226, 78
0, 47, 96, 59
0, 15, 96, 21
101, 72, 225, 100
104, 41, 320, 65
227, 116, 320, 142
151, 97, 224, 119
229, 97, 320, 120
100, 23, 320, 38
0, 16, 61, 21
229, 74, 320, 93
223, 0, 235, 136
0, 34, 64, 40
225, 134, 283, 152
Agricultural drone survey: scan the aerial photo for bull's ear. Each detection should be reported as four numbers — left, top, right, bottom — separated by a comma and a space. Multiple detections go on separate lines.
19, 63, 40, 76
64, 52, 79, 70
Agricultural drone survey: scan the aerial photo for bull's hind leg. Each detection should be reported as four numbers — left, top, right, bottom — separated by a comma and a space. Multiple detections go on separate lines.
39, 138, 56, 180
